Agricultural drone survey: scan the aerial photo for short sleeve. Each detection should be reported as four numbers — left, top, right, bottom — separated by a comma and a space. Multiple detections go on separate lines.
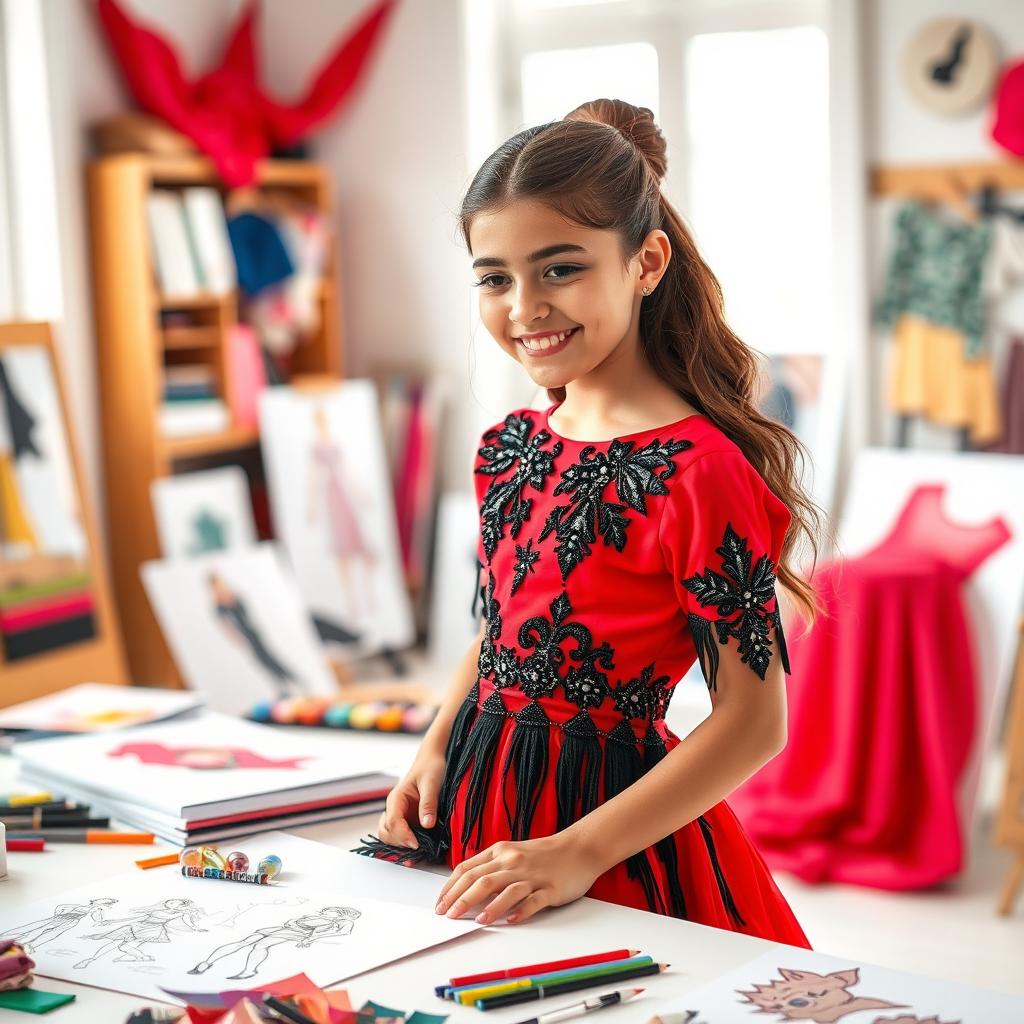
659, 449, 792, 691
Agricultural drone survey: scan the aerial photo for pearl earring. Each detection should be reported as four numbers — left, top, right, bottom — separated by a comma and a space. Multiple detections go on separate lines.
642, 285, 650, 295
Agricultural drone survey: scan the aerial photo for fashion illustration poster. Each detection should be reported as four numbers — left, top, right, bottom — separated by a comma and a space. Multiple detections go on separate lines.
141, 544, 337, 714
259, 381, 414, 657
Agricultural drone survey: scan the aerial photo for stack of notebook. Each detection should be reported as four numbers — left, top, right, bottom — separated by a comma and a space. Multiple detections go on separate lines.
12, 712, 396, 846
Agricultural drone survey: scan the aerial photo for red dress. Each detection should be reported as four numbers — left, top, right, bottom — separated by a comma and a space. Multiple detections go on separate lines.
731, 483, 1011, 889
357, 404, 809, 947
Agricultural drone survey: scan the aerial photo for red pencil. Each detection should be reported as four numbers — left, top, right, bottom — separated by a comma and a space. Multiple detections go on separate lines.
6, 838, 45, 852
447, 949, 640, 988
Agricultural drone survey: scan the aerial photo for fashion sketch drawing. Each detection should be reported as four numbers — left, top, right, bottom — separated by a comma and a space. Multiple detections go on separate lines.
188, 906, 360, 980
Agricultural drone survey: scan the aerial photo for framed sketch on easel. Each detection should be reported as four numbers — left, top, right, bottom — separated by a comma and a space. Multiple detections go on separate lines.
0, 322, 127, 705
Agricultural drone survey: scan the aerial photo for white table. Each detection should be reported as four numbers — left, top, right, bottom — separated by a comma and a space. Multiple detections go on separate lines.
0, 735, 781, 1023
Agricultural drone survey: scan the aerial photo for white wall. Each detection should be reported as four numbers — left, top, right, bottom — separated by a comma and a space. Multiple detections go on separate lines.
864, 0, 1024, 449
46, 0, 243, 503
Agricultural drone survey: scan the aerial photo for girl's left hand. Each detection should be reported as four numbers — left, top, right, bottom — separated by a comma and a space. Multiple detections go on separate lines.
434, 833, 602, 925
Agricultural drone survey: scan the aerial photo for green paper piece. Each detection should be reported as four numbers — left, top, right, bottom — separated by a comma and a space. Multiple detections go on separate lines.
0, 988, 77, 1014
406, 1012, 449, 1024
360, 1000, 406, 1020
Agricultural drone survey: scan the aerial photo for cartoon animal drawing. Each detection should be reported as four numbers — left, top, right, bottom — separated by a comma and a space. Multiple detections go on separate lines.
106, 742, 310, 769
11, 899, 118, 953
737, 967, 906, 1022
874, 1017, 961, 1024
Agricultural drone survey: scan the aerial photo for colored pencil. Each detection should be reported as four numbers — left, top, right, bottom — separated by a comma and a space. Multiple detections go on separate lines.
136, 853, 181, 869
1, 814, 110, 829
513, 986, 645, 1024
446, 948, 639, 989
453, 956, 654, 1004
0, 791, 52, 807
0, 799, 71, 812
477, 963, 668, 1011
6, 830, 155, 844
5, 838, 45, 852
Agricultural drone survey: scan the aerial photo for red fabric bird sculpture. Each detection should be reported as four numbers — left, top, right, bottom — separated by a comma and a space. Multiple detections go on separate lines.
96, 0, 397, 186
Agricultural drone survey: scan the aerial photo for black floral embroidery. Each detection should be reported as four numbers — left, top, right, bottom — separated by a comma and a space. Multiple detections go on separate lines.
612, 663, 673, 721
475, 570, 502, 679
511, 539, 540, 595
475, 590, 617, 706
681, 522, 780, 686
540, 437, 693, 580
476, 414, 562, 561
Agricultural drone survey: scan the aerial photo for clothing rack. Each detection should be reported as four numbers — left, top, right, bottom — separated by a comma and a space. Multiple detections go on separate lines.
870, 160, 1024, 222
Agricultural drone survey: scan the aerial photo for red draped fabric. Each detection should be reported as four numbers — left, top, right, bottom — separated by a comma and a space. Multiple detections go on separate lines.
732, 484, 1011, 889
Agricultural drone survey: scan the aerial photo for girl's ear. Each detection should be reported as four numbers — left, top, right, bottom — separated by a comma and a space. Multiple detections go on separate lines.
637, 228, 671, 291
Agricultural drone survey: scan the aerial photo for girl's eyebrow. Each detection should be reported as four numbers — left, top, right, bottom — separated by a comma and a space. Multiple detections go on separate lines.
472, 243, 587, 269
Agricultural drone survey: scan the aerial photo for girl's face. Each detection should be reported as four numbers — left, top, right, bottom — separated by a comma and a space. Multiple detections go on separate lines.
469, 199, 652, 393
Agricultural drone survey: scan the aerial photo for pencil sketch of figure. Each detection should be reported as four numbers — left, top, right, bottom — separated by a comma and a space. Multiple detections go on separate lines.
72, 898, 206, 970
188, 906, 360, 980
307, 406, 377, 618
208, 570, 303, 698
213, 895, 309, 929
12, 898, 117, 953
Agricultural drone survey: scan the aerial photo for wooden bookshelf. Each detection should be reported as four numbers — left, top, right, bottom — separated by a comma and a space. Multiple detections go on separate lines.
87, 153, 343, 686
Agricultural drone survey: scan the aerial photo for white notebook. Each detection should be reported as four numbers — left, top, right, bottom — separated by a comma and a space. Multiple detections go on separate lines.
146, 190, 201, 297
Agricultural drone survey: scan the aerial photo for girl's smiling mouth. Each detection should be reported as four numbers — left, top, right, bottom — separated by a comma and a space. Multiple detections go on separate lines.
516, 325, 580, 356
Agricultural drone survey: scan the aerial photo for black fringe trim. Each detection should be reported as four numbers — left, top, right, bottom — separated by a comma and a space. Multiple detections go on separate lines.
698, 814, 745, 926
605, 720, 665, 915
772, 607, 792, 675
351, 682, 483, 866
555, 711, 602, 831
503, 700, 551, 841
643, 725, 687, 920
456, 689, 507, 856
688, 612, 721, 692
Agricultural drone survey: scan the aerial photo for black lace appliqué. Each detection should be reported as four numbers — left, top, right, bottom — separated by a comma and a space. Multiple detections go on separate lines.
612, 663, 673, 721
511, 538, 540, 595
682, 522, 788, 690
540, 436, 693, 581
476, 414, 562, 561
475, 570, 502, 679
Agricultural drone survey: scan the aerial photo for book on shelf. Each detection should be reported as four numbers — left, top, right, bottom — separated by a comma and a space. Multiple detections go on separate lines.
182, 187, 236, 295
159, 398, 230, 437
146, 190, 201, 297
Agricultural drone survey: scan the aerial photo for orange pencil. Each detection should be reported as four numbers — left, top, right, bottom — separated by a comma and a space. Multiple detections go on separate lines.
7, 830, 155, 844
136, 852, 181, 869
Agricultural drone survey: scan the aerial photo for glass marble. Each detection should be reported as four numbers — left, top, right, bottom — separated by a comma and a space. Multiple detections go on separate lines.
180, 846, 203, 868
226, 851, 249, 872
201, 846, 227, 870
258, 854, 283, 879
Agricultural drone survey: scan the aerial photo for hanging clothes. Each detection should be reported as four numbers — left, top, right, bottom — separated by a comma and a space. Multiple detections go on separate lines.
876, 201, 1003, 443
987, 337, 1024, 455
730, 483, 1011, 890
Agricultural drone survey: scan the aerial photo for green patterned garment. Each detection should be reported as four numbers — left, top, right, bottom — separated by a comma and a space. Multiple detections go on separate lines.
875, 201, 993, 358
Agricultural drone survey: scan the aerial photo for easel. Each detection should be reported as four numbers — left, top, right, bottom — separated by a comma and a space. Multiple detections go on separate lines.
996, 616, 1024, 916
870, 159, 1024, 452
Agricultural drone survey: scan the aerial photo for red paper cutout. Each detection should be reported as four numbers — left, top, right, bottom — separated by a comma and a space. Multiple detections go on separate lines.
107, 742, 309, 769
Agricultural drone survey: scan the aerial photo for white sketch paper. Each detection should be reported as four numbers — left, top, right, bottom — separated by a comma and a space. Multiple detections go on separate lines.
151, 466, 256, 559
259, 381, 415, 657
141, 545, 337, 714
0, 834, 480, 1003
645, 946, 1023, 1024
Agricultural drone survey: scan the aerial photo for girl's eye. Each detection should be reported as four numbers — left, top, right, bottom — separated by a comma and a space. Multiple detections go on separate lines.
472, 274, 508, 289
545, 263, 583, 280
471, 265, 584, 289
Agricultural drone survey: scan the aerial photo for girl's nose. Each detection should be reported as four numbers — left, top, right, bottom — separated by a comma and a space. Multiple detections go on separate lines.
507, 284, 549, 326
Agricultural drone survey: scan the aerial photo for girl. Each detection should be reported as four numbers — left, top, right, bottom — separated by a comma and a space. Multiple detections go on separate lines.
355, 98, 819, 948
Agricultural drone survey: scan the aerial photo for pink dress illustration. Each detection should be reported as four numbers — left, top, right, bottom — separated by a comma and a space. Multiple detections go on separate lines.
312, 439, 370, 559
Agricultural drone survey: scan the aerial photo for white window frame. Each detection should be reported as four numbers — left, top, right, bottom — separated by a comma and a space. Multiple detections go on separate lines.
465, 0, 869, 516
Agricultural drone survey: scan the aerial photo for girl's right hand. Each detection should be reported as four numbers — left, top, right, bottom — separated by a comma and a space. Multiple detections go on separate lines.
376, 746, 447, 850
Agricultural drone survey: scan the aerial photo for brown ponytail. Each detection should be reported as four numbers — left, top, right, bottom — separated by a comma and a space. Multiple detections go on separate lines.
460, 98, 824, 620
